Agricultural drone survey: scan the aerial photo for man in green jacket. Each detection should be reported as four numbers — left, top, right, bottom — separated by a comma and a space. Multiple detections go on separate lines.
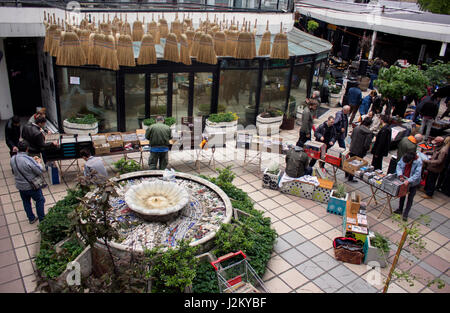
397, 134, 423, 161
145, 116, 172, 170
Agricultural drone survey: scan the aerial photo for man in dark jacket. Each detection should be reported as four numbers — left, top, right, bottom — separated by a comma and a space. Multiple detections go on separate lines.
310, 116, 336, 168
296, 100, 318, 147
285, 146, 312, 178
418, 94, 440, 141
347, 117, 374, 182
21, 116, 58, 157
371, 115, 391, 170
145, 116, 173, 170
5, 115, 21, 156
422, 136, 449, 199
334, 105, 350, 148
348, 85, 362, 125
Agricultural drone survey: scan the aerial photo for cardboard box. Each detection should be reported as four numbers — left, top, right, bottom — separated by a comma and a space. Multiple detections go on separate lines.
105, 133, 123, 149
342, 156, 368, 175
94, 143, 110, 155
121, 132, 140, 146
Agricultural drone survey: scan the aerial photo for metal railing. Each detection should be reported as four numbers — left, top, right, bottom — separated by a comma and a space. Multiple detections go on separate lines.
1, 0, 295, 12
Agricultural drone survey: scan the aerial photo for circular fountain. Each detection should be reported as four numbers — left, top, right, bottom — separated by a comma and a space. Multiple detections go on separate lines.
88, 170, 233, 255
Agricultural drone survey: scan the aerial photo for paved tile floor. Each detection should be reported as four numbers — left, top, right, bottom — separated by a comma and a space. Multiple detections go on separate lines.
0, 105, 449, 293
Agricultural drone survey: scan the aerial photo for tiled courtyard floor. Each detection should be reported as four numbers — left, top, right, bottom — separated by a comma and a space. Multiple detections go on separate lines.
0, 107, 449, 293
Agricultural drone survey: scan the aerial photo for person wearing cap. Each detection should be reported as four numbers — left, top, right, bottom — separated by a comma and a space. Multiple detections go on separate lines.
422, 136, 449, 199
397, 134, 423, 162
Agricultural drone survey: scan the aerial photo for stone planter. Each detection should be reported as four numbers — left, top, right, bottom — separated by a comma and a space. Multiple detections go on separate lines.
204, 119, 238, 140
262, 168, 281, 190
63, 119, 98, 135
326, 190, 348, 216
48, 242, 92, 292
363, 232, 389, 268
280, 116, 296, 130
256, 114, 283, 136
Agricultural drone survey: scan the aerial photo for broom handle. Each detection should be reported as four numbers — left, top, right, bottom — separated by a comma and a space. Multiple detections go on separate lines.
266, 20, 269, 31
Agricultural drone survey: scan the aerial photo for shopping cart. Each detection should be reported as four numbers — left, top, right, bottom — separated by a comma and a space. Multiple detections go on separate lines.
211, 251, 270, 293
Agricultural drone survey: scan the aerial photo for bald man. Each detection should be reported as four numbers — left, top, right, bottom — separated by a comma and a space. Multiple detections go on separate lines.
334, 105, 351, 148
397, 133, 423, 161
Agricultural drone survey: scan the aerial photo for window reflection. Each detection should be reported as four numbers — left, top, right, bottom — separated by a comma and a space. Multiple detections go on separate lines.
193, 72, 213, 118
124, 73, 145, 131
57, 67, 117, 132
218, 69, 258, 126
172, 73, 190, 124
313, 61, 327, 91
150, 73, 168, 117
259, 67, 290, 114
290, 64, 311, 108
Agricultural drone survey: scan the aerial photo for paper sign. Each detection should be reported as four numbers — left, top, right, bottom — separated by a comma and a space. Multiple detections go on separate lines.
70, 76, 80, 85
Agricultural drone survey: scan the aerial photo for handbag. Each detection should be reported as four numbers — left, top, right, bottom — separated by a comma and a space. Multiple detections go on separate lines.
333, 237, 364, 265
14, 156, 48, 190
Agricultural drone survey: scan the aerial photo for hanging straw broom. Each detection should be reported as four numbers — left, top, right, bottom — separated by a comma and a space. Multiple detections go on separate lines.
122, 14, 132, 36
258, 20, 271, 56
250, 23, 257, 58
235, 22, 255, 59
214, 24, 226, 56
197, 33, 217, 65
163, 33, 179, 63
137, 33, 157, 65
179, 34, 191, 66
270, 22, 289, 60
170, 12, 182, 40
185, 28, 195, 54
79, 29, 90, 61
132, 13, 144, 41
225, 27, 239, 57
148, 13, 160, 44
117, 34, 136, 66
190, 31, 203, 57
100, 32, 119, 70
44, 24, 58, 53
50, 27, 62, 57
57, 30, 86, 66
159, 13, 169, 39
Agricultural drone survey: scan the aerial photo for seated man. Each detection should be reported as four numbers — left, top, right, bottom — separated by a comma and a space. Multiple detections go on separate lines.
279, 145, 312, 187
80, 149, 107, 183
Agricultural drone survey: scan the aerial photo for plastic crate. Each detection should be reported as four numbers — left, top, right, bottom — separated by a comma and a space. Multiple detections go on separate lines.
327, 191, 348, 216
280, 180, 315, 200
305, 149, 321, 160
325, 154, 341, 167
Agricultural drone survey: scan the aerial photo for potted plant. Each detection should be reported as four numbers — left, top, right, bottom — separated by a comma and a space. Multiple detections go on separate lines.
204, 112, 239, 140
326, 183, 348, 216
363, 232, 390, 268
280, 96, 296, 130
256, 107, 284, 136
263, 163, 282, 190
307, 20, 319, 34
141, 116, 177, 131
63, 114, 98, 135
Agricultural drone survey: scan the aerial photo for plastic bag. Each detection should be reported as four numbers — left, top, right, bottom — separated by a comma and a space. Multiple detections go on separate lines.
162, 168, 176, 181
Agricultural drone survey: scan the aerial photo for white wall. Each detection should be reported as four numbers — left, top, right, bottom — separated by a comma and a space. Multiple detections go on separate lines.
0, 38, 13, 120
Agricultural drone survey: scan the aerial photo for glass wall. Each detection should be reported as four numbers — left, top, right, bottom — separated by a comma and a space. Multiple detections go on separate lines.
124, 73, 145, 131
290, 63, 312, 107
57, 67, 117, 132
312, 60, 327, 91
259, 65, 290, 114
172, 73, 190, 124
193, 72, 213, 117
150, 73, 168, 117
218, 69, 259, 126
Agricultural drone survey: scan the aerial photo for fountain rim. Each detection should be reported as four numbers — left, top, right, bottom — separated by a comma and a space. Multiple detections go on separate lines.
94, 170, 233, 253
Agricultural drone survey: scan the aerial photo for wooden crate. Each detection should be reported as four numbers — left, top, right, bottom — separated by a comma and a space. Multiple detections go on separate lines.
94, 143, 110, 155
105, 133, 123, 149
312, 178, 334, 203
342, 156, 368, 175
121, 132, 140, 146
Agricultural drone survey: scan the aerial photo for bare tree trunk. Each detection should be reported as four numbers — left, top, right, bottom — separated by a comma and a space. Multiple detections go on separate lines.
383, 228, 408, 293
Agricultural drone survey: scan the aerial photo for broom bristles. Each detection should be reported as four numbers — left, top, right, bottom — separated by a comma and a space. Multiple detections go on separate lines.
163, 33, 179, 63
132, 20, 144, 41
148, 21, 160, 44
197, 34, 217, 65
137, 33, 157, 65
214, 31, 226, 56
100, 34, 119, 70
117, 34, 136, 66
258, 31, 271, 56
185, 29, 195, 54
57, 31, 86, 66
179, 34, 191, 65
50, 29, 61, 57
235, 31, 254, 59
79, 29, 90, 61
190, 31, 203, 57
270, 33, 289, 59
225, 30, 238, 57
159, 18, 168, 39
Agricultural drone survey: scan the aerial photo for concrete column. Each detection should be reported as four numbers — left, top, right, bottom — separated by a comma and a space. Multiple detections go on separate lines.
0, 38, 13, 120
440, 42, 447, 57
368, 30, 377, 60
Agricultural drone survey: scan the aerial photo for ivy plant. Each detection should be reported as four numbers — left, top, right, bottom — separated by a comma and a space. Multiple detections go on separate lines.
112, 158, 141, 174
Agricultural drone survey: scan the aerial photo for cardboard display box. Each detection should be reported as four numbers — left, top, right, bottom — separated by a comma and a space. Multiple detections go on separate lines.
342, 156, 368, 175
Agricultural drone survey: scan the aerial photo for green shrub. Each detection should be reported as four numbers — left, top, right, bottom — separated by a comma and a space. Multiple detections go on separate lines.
307, 20, 319, 33
113, 158, 141, 174
207, 112, 239, 123
143, 117, 176, 127
35, 238, 84, 279
260, 107, 283, 118
143, 118, 156, 126
67, 114, 98, 124
192, 260, 219, 293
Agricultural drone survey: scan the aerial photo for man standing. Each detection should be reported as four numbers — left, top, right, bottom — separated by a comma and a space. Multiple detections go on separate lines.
347, 117, 374, 182
397, 134, 423, 162
394, 152, 422, 221
418, 94, 440, 142
360, 90, 377, 117
422, 136, 449, 199
145, 116, 172, 170
371, 115, 391, 170
80, 149, 108, 182
296, 100, 318, 147
21, 116, 58, 157
310, 116, 336, 168
347, 84, 362, 125
5, 115, 21, 157
334, 105, 350, 148
11, 141, 46, 224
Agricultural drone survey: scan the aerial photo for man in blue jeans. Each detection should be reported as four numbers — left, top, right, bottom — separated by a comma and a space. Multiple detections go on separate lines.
10, 141, 46, 224
334, 105, 350, 148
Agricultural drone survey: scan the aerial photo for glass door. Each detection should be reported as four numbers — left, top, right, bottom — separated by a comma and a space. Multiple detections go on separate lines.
172, 72, 190, 124
124, 73, 146, 131
150, 73, 168, 117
